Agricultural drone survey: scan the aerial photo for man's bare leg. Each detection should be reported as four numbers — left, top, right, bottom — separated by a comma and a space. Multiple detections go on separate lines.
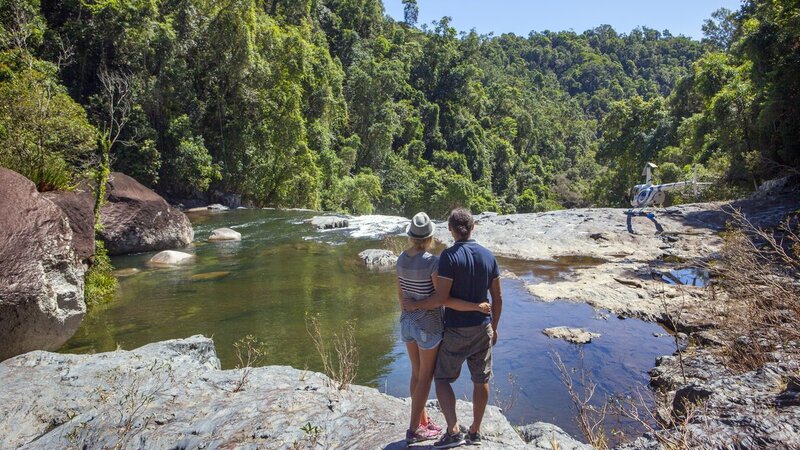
435, 379, 459, 434
470, 382, 490, 433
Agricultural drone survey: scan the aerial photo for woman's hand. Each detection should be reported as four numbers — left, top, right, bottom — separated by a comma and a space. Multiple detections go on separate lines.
477, 302, 491, 314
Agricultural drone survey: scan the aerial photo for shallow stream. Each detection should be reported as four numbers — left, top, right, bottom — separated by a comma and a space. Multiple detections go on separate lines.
61, 209, 675, 438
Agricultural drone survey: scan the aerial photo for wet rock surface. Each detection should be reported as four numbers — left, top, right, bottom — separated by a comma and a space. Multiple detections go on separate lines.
358, 249, 398, 269
99, 172, 193, 255
0, 168, 86, 361
0, 336, 574, 449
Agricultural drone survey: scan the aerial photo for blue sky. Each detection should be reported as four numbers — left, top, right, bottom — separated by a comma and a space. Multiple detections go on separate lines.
384, 0, 744, 40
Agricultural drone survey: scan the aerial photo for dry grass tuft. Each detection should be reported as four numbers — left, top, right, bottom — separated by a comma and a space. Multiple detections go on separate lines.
305, 313, 359, 390
709, 209, 800, 372
233, 335, 266, 392
551, 349, 610, 449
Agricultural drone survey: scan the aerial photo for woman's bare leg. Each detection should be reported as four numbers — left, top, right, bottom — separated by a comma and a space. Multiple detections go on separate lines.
409, 344, 439, 431
405, 341, 421, 430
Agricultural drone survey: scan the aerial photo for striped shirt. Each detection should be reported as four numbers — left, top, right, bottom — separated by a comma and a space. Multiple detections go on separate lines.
397, 251, 443, 336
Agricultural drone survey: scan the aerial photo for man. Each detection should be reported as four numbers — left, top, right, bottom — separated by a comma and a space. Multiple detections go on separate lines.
407, 208, 502, 448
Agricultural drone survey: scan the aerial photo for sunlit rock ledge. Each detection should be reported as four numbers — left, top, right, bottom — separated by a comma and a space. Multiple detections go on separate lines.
0, 335, 589, 450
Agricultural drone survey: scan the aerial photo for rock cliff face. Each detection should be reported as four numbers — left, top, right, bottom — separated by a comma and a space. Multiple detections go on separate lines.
99, 172, 193, 255
0, 167, 86, 361
0, 336, 587, 449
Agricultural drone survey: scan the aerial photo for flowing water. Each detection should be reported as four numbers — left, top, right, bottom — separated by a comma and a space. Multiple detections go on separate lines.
61, 209, 675, 438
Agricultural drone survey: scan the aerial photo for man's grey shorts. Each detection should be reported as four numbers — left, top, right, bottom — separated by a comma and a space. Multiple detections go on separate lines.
434, 323, 493, 384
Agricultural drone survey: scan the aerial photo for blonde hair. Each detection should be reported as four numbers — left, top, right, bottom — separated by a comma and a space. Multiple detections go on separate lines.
409, 236, 433, 251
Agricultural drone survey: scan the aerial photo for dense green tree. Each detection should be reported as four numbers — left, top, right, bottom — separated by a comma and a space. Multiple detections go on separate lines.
0, 1, 96, 190
7, 0, 796, 215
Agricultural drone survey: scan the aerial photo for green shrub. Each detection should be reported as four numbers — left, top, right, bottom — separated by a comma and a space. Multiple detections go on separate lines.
19, 154, 75, 192
84, 240, 117, 307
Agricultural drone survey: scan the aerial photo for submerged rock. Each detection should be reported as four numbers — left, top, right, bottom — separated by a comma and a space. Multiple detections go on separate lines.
542, 326, 600, 344
358, 249, 398, 269
208, 227, 241, 241
310, 215, 350, 230
0, 336, 554, 449
0, 167, 86, 361
112, 268, 140, 278
147, 250, 195, 266
99, 172, 193, 255
190, 271, 230, 281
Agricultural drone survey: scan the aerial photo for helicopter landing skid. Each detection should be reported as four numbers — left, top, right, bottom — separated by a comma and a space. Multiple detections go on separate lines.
625, 208, 656, 219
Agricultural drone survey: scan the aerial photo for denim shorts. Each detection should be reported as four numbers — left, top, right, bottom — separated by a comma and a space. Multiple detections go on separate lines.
401, 319, 443, 350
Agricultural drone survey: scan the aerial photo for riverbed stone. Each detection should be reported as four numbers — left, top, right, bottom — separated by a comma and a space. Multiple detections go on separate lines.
208, 227, 241, 241
0, 167, 86, 361
310, 215, 350, 229
542, 327, 601, 344
99, 172, 193, 255
0, 336, 566, 449
147, 250, 195, 266
358, 249, 398, 268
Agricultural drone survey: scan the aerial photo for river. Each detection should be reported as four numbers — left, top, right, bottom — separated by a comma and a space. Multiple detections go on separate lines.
61, 208, 674, 438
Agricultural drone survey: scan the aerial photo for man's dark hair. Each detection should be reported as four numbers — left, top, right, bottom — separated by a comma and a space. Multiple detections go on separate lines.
448, 208, 474, 238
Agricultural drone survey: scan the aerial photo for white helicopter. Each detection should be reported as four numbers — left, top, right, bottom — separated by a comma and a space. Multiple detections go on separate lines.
628, 162, 710, 212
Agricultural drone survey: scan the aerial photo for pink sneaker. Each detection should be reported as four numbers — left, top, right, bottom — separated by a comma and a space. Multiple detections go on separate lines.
405, 426, 440, 443
424, 419, 443, 433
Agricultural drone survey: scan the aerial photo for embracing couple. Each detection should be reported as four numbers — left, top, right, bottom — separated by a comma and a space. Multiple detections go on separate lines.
396, 208, 503, 448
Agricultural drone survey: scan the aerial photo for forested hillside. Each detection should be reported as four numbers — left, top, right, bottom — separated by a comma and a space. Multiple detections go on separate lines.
1, 0, 797, 217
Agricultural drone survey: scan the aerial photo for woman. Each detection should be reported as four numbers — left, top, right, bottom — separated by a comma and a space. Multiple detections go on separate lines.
397, 212, 490, 444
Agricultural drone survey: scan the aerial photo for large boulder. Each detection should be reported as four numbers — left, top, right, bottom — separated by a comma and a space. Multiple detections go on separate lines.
208, 227, 241, 241
0, 167, 86, 361
99, 172, 193, 255
42, 184, 96, 263
147, 250, 195, 267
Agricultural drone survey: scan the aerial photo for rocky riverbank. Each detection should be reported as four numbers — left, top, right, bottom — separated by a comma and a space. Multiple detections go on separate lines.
0, 336, 588, 450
